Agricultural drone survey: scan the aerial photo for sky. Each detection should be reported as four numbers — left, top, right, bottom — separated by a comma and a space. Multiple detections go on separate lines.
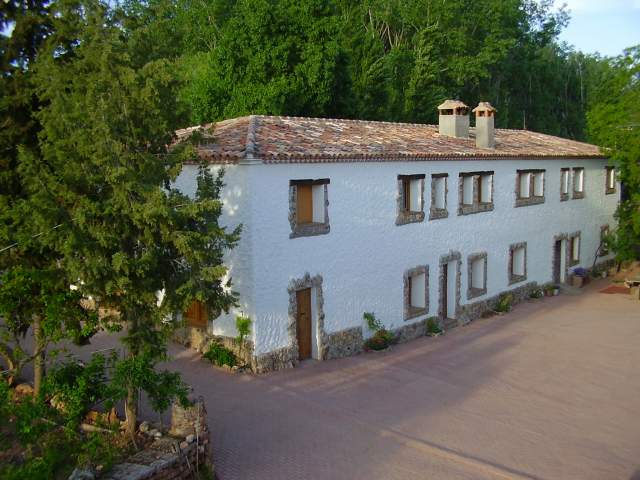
1, 1, 639, 58
556, 0, 640, 56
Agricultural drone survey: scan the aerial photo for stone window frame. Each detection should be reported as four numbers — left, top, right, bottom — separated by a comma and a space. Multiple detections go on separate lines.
429, 173, 448, 220
287, 273, 326, 361
438, 251, 462, 320
599, 225, 610, 256
289, 179, 330, 239
396, 174, 426, 226
560, 168, 570, 202
605, 166, 616, 195
552, 233, 570, 284
572, 167, 585, 199
508, 242, 527, 285
467, 252, 488, 300
515, 169, 545, 207
568, 231, 581, 266
457, 171, 494, 216
403, 265, 429, 321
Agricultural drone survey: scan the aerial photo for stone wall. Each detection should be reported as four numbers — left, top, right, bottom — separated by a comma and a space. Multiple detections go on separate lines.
102, 399, 212, 480
173, 326, 254, 368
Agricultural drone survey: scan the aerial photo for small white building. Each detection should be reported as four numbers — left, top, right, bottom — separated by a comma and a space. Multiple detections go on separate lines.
174, 101, 618, 372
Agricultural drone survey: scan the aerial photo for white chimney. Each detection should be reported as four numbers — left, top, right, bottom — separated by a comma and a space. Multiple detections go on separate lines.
472, 102, 496, 149
437, 100, 469, 139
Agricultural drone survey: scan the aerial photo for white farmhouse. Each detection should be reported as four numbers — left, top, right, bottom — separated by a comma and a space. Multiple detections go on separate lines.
173, 101, 618, 372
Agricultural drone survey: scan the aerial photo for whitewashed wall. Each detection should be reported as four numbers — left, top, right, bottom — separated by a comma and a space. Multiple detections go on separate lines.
172, 164, 255, 343
176, 158, 618, 356
247, 159, 617, 354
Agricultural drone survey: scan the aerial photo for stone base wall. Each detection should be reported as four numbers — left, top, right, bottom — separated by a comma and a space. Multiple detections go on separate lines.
253, 346, 297, 373
392, 319, 428, 344
323, 327, 363, 360
173, 326, 254, 367
103, 399, 212, 480
458, 282, 538, 325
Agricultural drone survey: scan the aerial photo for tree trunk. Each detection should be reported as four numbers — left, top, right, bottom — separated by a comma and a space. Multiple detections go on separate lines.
125, 382, 138, 437
33, 315, 45, 396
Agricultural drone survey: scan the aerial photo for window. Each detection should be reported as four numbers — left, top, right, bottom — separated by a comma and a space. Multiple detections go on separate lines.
467, 252, 487, 300
560, 168, 570, 201
569, 232, 581, 265
605, 167, 616, 195
572, 167, 585, 199
404, 266, 428, 320
430, 173, 448, 220
458, 171, 494, 215
515, 169, 545, 207
396, 174, 425, 225
289, 179, 330, 238
600, 225, 610, 256
509, 242, 527, 284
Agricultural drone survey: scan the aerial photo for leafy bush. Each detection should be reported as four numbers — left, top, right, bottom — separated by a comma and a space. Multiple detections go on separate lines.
235, 315, 252, 360
364, 329, 393, 351
203, 342, 237, 367
42, 353, 113, 427
426, 317, 442, 335
494, 293, 513, 313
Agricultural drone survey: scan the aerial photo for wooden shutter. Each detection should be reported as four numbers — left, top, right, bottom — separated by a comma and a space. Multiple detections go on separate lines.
297, 184, 313, 224
402, 179, 411, 211
184, 301, 208, 328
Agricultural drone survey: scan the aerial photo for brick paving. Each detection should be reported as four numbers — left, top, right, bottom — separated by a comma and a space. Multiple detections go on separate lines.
72, 278, 640, 479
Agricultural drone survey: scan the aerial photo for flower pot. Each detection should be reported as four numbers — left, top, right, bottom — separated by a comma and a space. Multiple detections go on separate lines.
571, 276, 584, 288
601, 271, 607, 279
553, 288, 559, 296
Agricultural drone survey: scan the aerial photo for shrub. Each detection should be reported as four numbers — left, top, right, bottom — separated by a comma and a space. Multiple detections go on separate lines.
494, 293, 513, 313
426, 317, 442, 335
203, 342, 236, 368
363, 312, 383, 332
529, 288, 543, 299
364, 329, 393, 351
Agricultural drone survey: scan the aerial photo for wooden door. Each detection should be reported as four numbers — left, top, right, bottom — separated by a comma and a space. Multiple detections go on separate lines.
296, 288, 312, 360
184, 301, 208, 328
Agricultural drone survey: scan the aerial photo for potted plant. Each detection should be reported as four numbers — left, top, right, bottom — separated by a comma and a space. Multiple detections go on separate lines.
553, 285, 560, 296
543, 284, 554, 297
571, 267, 588, 288
426, 317, 442, 337
529, 288, 543, 299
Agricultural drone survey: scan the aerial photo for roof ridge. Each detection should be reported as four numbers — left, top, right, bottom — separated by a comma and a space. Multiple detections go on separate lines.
244, 115, 259, 159
259, 114, 437, 129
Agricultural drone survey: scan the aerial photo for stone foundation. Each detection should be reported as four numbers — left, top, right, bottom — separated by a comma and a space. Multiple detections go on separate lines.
458, 282, 538, 324
323, 326, 363, 360
253, 346, 297, 373
392, 318, 428, 343
173, 326, 254, 368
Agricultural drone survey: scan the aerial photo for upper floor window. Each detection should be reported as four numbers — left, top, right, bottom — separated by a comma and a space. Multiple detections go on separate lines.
289, 179, 330, 238
605, 167, 616, 195
396, 174, 425, 225
572, 167, 585, 199
515, 169, 545, 207
430, 173, 448, 220
458, 171, 494, 215
560, 168, 570, 201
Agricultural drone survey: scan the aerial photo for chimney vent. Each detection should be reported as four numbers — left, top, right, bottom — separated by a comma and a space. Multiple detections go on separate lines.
437, 100, 469, 139
472, 102, 496, 149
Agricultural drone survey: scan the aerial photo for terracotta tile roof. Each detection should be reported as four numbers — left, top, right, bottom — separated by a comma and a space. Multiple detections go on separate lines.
178, 115, 603, 164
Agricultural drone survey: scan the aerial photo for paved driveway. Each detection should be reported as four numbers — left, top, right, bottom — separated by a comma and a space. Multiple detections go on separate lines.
62, 279, 640, 479
161, 280, 639, 480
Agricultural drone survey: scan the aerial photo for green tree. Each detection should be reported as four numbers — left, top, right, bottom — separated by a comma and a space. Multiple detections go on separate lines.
21, 0, 241, 435
587, 46, 640, 261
